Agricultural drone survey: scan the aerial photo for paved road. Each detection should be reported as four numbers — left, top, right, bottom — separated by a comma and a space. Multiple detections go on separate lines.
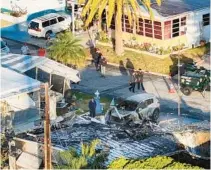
3, 38, 39, 54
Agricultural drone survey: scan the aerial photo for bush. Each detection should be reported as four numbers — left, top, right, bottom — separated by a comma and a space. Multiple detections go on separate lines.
99, 31, 110, 43
108, 156, 202, 169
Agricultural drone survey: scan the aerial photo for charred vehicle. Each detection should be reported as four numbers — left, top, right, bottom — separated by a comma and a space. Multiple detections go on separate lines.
105, 93, 160, 124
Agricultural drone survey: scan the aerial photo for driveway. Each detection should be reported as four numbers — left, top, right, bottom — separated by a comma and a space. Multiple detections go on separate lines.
1, 9, 90, 48
74, 65, 210, 120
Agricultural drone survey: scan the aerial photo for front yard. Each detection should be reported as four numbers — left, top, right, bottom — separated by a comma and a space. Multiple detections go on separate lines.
71, 90, 112, 114
88, 43, 210, 75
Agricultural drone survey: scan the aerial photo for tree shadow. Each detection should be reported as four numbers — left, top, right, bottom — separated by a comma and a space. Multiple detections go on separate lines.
119, 60, 127, 75
125, 58, 135, 76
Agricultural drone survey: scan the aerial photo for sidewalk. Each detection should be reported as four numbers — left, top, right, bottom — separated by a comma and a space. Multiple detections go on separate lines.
75, 65, 210, 118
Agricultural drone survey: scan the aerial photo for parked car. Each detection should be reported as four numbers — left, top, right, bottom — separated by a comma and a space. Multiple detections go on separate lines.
28, 13, 72, 39
105, 93, 160, 124
1, 38, 10, 54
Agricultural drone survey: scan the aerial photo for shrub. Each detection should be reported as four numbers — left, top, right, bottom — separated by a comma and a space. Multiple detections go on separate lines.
143, 43, 152, 51
99, 31, 110, 43
108, 156, 202, 169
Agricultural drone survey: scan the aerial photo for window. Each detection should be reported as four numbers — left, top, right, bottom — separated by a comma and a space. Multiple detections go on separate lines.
117, 100, 138, 111
180, 17, 187, 35
124, 15, 133, 33
29, 21, 39, 29
51, 74, 65, 93
154, 21, 162, 39
181, 17, 186, 26
50, 18, 57, 25
203, 13, 210, 26
1, 41, 6, 49
42, 21, 50, 28
145, 99, 153, 106
164, 21, 171, 39
136, 18, 144, 35
145, 19, 153, 37
172, 18, 180, 37
58, 17, 65, 22
138, 102, 147, 109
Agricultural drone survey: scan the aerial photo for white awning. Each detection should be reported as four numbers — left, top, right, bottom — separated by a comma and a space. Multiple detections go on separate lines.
1, 53, 81, 83
38, 58, 80, 83
0, 67, 40, 99
4, 93, 35, 111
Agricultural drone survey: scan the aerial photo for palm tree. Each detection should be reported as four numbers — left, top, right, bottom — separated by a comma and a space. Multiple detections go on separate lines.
79, 0, 161, 56
47, 31, 86, 68
56, 139, 107, 169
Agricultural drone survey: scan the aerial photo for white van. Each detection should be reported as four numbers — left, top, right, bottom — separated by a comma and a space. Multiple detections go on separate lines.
28, 13, 72, 39
1, 38, 10, 54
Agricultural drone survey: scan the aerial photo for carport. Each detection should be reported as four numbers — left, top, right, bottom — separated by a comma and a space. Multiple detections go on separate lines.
1, 53, 80, 95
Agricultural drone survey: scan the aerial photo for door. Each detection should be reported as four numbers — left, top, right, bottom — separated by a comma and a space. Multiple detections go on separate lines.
57, 16, 69, 31
49, 18, 59, 33
136, 101, 148, 120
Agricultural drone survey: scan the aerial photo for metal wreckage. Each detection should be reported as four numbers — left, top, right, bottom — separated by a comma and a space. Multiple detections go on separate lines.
13, 106, 210, 168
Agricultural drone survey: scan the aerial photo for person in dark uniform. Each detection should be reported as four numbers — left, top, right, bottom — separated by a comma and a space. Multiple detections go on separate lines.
88, 98, 97, 117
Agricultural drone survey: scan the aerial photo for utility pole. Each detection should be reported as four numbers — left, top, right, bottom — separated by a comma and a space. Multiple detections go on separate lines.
43, 83, 51, 170
71, 1, 75, 35
177, 42, 182, 128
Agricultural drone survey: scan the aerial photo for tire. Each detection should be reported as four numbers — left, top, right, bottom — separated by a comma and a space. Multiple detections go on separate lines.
181, 86, 192, 96
151, 109, 160, 122
45, 31, 52, 39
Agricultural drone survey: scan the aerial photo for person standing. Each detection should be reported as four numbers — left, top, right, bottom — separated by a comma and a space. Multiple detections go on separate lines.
89, 98, 97, 118
129, 71, 136, 93
94, 49, 101, 71
100, 56, 107, 77
136, 69, 145, 91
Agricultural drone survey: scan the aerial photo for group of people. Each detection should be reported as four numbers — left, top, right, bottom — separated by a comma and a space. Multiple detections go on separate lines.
128, 69, 145, 93
93, 48, 107, 77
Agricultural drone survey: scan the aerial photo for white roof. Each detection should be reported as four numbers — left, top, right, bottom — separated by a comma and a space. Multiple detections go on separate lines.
38, 58, 80, 82
1, 53, 80, 83
0, 67, 40, 99
126, 93, 156, 102
32, 13, 61, 22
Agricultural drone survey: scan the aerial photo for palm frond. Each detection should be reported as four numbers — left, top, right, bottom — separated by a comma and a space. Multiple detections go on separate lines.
156, 0, 162, 6
81, 0, 93, 17
85, 0, 101, 26
98, 0, 108, 20
116, 0, 123, 26
107, 0, 115, 27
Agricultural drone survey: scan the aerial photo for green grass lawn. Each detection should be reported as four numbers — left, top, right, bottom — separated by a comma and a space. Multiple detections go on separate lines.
86, 43, 210, 75
71, 91, 112, 114
108, 156, 202, 169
